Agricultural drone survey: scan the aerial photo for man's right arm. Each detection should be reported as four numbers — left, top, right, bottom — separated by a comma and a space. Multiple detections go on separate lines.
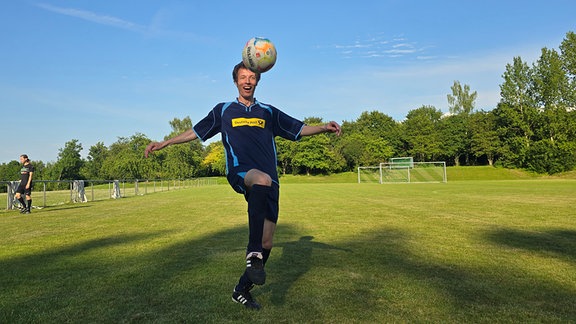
144, 129, 198, 158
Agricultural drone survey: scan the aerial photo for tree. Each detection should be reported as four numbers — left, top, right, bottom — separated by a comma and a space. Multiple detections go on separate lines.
524, 140, 576, 174
354, 111, 403, 155
494, 56, 538, 168
50, 139, 84, 180
201, 141, 226, 176
469, 111, 501, 166
438, 114, 469, 166
338, 133, 366, 169
290, 117, 344, 175
532, 47, 571, 144
291, 134, 339, 175
559, 31, 576, 106
338, 133, 393, 168
101, 134, 150, 179
0, 160, 22, 182
402, 106, 443, 161
163, 116, 204, 178
447, 80, 477, 115
276, 137, 298, 175
81, 142, 108, 179
533, 48, 570, 109
359, 136, 394, 166
443, 81, 478, 165
168, 116, 193, 135
162, 144, 202, 178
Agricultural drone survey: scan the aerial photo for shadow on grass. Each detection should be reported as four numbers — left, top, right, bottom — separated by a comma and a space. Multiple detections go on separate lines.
0, 224, 312, 322
266, 235, 352, 306
485, 228, 576, 260
344, 228, 576, 321
2, 223, 576, 322
0, 232, 171, 290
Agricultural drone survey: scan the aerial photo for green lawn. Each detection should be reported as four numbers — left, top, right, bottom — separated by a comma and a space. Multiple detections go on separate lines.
1, 178, 575, 322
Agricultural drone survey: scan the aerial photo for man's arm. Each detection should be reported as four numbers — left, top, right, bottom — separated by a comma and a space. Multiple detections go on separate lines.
26, 171, 33, 189
300, 121, 342, 137
144, 129, 198, 158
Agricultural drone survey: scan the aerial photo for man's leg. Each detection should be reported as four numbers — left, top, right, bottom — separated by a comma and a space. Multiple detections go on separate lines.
15, 192, 26, 212
242, 169, 274, 285
244, 184, 274, 285
25, 194, 32, 213
233, 170, 279, 308
246, 184, 270, 254
233, 219, 276, 310
236, 218, 277, 288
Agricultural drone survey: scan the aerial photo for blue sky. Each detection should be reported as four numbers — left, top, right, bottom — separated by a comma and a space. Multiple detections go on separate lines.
1, 1, 575, 164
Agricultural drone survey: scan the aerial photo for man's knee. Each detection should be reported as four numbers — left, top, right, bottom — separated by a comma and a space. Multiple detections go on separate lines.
245, 169, 272, 187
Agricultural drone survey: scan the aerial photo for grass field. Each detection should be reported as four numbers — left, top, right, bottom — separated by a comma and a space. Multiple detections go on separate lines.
1, 173, 575, 322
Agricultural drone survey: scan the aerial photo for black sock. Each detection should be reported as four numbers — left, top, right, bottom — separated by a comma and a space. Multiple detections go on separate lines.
263, 248, 271, 265
18, 197, 26, 208
246, 184, 273, 253
236, 271, 251, 292
27, 199, 32, 210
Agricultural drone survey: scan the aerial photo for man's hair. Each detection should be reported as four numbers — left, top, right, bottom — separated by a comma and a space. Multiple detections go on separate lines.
20, 154, 29, 162
232, 62, 261, 83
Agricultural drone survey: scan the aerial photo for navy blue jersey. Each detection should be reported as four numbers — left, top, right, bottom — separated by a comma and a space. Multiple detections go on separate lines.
193, 99, 304, 184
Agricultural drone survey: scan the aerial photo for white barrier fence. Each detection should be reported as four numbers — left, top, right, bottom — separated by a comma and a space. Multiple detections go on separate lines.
1, 178, 219, 210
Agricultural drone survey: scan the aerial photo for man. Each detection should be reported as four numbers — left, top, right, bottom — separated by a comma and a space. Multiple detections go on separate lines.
144, 62, 341, 310
15, 154, 34, 214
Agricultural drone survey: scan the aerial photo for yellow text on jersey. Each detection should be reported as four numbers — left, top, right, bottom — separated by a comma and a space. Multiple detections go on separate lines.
232, 118, 266, 128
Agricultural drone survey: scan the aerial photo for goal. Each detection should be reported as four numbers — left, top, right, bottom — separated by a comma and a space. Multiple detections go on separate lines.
358, 161, 447, 184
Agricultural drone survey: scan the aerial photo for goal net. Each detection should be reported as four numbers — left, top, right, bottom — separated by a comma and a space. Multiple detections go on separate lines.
358, 160, 447, 184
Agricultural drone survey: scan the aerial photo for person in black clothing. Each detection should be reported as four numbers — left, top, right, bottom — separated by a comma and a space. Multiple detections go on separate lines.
15, 154, 34, 214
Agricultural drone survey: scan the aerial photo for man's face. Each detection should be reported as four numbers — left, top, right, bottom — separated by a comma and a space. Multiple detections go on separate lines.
235, 68, 258, 98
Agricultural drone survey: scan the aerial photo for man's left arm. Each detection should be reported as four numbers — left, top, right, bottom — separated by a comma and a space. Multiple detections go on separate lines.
300, 121, 342, 137
26, 171, 33, 189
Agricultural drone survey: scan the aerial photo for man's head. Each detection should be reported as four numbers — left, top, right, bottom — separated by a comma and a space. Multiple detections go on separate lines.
20, 154, 29, 163
232, 62, 261, 83
233, 62, 260, 100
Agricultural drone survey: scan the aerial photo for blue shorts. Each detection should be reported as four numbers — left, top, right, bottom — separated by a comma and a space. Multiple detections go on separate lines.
227, 172, 249, 195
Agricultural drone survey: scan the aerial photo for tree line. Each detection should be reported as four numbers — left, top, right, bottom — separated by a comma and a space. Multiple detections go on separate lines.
1, 31, 575, 182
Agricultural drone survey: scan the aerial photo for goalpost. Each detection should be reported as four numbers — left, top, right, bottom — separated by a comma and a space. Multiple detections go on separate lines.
358, 158, 447, 184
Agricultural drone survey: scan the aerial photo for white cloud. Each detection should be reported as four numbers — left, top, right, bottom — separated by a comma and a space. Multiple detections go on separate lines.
35, 3, 148, 33
34, 2, 209, 42
329, 34, 431, 59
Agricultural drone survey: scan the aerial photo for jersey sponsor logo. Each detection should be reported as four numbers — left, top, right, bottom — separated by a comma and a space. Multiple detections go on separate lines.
232, 118, 265, 128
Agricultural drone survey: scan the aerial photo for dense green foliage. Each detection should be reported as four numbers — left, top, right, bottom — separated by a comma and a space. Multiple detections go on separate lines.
1, 32, 575, 181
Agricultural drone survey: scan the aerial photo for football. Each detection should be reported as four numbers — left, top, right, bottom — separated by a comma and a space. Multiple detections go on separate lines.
242, 37, 277, 73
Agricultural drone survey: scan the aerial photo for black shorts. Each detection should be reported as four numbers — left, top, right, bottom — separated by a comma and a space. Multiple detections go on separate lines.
227, 172, 280, 223
16, 185, 33, 196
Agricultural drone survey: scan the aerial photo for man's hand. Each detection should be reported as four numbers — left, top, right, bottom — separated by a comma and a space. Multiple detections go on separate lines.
144, 142, 164, 158
324, 121, 342, 136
